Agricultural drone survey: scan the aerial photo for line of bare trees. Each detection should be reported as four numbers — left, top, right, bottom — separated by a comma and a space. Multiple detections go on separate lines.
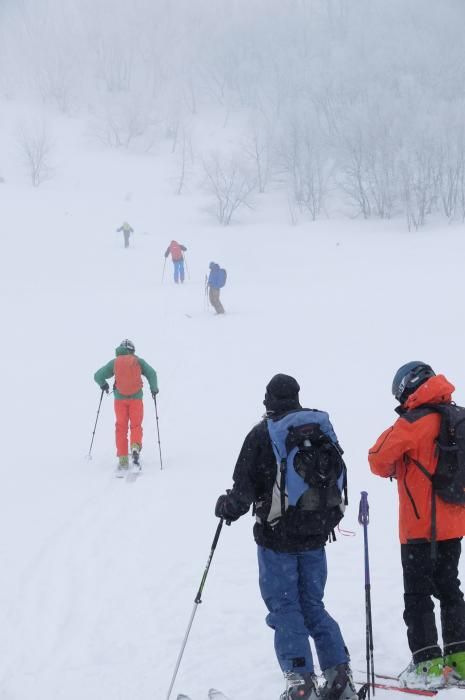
198, 101, 465, 226
3, 0, 465, 227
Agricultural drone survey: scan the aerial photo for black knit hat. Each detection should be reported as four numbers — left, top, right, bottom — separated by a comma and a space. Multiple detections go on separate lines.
266, 374, 300, 399
263, 374, 301, 414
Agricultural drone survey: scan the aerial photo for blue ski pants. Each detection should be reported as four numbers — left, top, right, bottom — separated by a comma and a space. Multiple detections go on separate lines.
173, 260, 184, 283
257, 545, 349, 674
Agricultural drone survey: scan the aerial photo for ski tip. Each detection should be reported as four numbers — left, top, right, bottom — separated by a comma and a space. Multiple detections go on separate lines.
208, 690, 230, 700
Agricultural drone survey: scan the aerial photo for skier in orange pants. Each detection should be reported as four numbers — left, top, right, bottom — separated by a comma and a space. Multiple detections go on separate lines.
94, 339, 158, 472
114, 398, 144, 458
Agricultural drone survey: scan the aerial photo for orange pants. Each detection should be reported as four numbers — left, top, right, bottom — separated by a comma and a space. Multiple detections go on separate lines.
114, 399, 144, 456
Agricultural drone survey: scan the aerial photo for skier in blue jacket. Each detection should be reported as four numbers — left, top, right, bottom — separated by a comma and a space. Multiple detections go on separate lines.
207, 262, 225, 314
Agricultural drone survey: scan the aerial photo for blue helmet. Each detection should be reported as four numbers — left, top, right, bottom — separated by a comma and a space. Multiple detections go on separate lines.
392, 361, 435, 403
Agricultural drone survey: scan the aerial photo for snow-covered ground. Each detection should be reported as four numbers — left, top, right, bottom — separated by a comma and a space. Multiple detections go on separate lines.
1, 113, 465, 700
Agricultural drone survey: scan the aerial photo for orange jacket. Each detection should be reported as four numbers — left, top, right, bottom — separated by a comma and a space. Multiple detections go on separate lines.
368, 374, 465, 544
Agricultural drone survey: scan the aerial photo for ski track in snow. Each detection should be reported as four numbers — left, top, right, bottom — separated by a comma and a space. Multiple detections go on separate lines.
2, 127, 465, 699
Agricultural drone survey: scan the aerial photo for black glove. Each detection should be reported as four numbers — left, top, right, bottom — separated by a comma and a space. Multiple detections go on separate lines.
151, 388, 159, 398
101, 382, 110, 394
215, 494, 240, 522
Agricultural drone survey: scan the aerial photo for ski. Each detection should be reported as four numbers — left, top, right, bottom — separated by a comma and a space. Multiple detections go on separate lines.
126, 464, 142, 482
357, 669, 465, 691
355, 680, 437, 696
176, 695, 192, 700
208, 691, 230, 700
125, 450, 142, 481
356, 670, 400, 682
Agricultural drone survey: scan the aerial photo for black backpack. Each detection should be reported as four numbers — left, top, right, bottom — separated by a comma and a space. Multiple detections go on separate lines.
284, 421, 347, 512
408, 402, 465, 555
410, 403, 465, 505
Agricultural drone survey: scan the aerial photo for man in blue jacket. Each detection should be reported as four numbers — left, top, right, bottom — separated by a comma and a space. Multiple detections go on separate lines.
207, 262, 226, 314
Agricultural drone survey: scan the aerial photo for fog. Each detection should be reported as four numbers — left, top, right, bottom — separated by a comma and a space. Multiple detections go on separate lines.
2, 0, 464, 227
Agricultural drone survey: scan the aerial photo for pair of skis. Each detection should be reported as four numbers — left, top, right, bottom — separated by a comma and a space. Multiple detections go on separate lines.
115, 450, 142, 481
355, 670, 465, 697
178, 691, 228, 700
178, 675, 465, 700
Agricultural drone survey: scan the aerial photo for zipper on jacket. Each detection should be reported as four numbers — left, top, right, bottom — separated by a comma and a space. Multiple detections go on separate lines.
403, 467, 421, 520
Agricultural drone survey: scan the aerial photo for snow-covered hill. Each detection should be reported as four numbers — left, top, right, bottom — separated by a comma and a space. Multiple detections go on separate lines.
2, 113, 465, 700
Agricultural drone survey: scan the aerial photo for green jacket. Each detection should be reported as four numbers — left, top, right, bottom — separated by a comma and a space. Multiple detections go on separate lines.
117, 222, 133, 233
94, 345, 158, 400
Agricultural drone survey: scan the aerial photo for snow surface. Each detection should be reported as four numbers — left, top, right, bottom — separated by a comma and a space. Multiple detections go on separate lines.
2, 114, 465, 700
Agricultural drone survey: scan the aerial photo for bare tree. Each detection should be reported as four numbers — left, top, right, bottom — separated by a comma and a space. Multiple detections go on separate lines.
277, 113, 332, 220
364, 143, 398, 220
437, 128, 465, 221
93, 94, 158, 150
243, 116, 275, 194
338, 127, 372, 219
94, 38, 134, 93
18, 122, 53, 187
203, 153, 256, 225
175, 127, 194, 195
287, 188, 300, 226
399, 139, 440, 231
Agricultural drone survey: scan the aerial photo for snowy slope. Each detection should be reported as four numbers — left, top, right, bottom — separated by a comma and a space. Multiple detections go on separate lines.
1, 116, 465, 700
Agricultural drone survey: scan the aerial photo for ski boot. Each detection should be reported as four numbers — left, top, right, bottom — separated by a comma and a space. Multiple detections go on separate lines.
116, 455, 129, 477
131, 443, 141, 469
444, 651, 465, 685
398, 657, 445, 690
280, 671, 320, 700
321, 664, 358, 700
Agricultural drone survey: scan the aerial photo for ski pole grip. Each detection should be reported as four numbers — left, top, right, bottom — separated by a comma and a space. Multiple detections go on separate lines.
358, 491, 369, 525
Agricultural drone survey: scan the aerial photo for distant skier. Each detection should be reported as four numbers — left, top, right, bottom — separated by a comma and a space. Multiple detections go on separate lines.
116, 221, 134, 248
207, 262, 226, 314
164, 240, 187, 283
369, 362, 465, 689
215, 374, 357, 700
94, 339, 158, 473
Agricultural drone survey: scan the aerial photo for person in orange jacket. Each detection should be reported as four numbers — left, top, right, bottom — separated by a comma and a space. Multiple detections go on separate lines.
164, 240, 187, 283
368, 362, 465, 689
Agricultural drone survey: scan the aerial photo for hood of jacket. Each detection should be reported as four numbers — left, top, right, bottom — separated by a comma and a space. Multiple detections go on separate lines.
115, 345, 134, 357
403, 374, 455, 410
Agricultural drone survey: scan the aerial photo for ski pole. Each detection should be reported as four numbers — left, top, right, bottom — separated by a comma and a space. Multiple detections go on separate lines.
358, 491, 375, 697
153, 394, 163, 470
183, 254, 190, 280
161, 257, 167, 283
88, 388, 105, 459
165, 518, 225, 700
204, 274, 209, 311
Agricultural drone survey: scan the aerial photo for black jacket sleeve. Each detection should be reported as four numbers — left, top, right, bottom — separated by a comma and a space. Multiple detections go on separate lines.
220, 421, 273, 520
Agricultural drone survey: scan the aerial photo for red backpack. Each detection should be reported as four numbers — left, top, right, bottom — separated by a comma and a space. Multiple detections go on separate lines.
170, 241, 183, 261
114, 355, 143, 395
